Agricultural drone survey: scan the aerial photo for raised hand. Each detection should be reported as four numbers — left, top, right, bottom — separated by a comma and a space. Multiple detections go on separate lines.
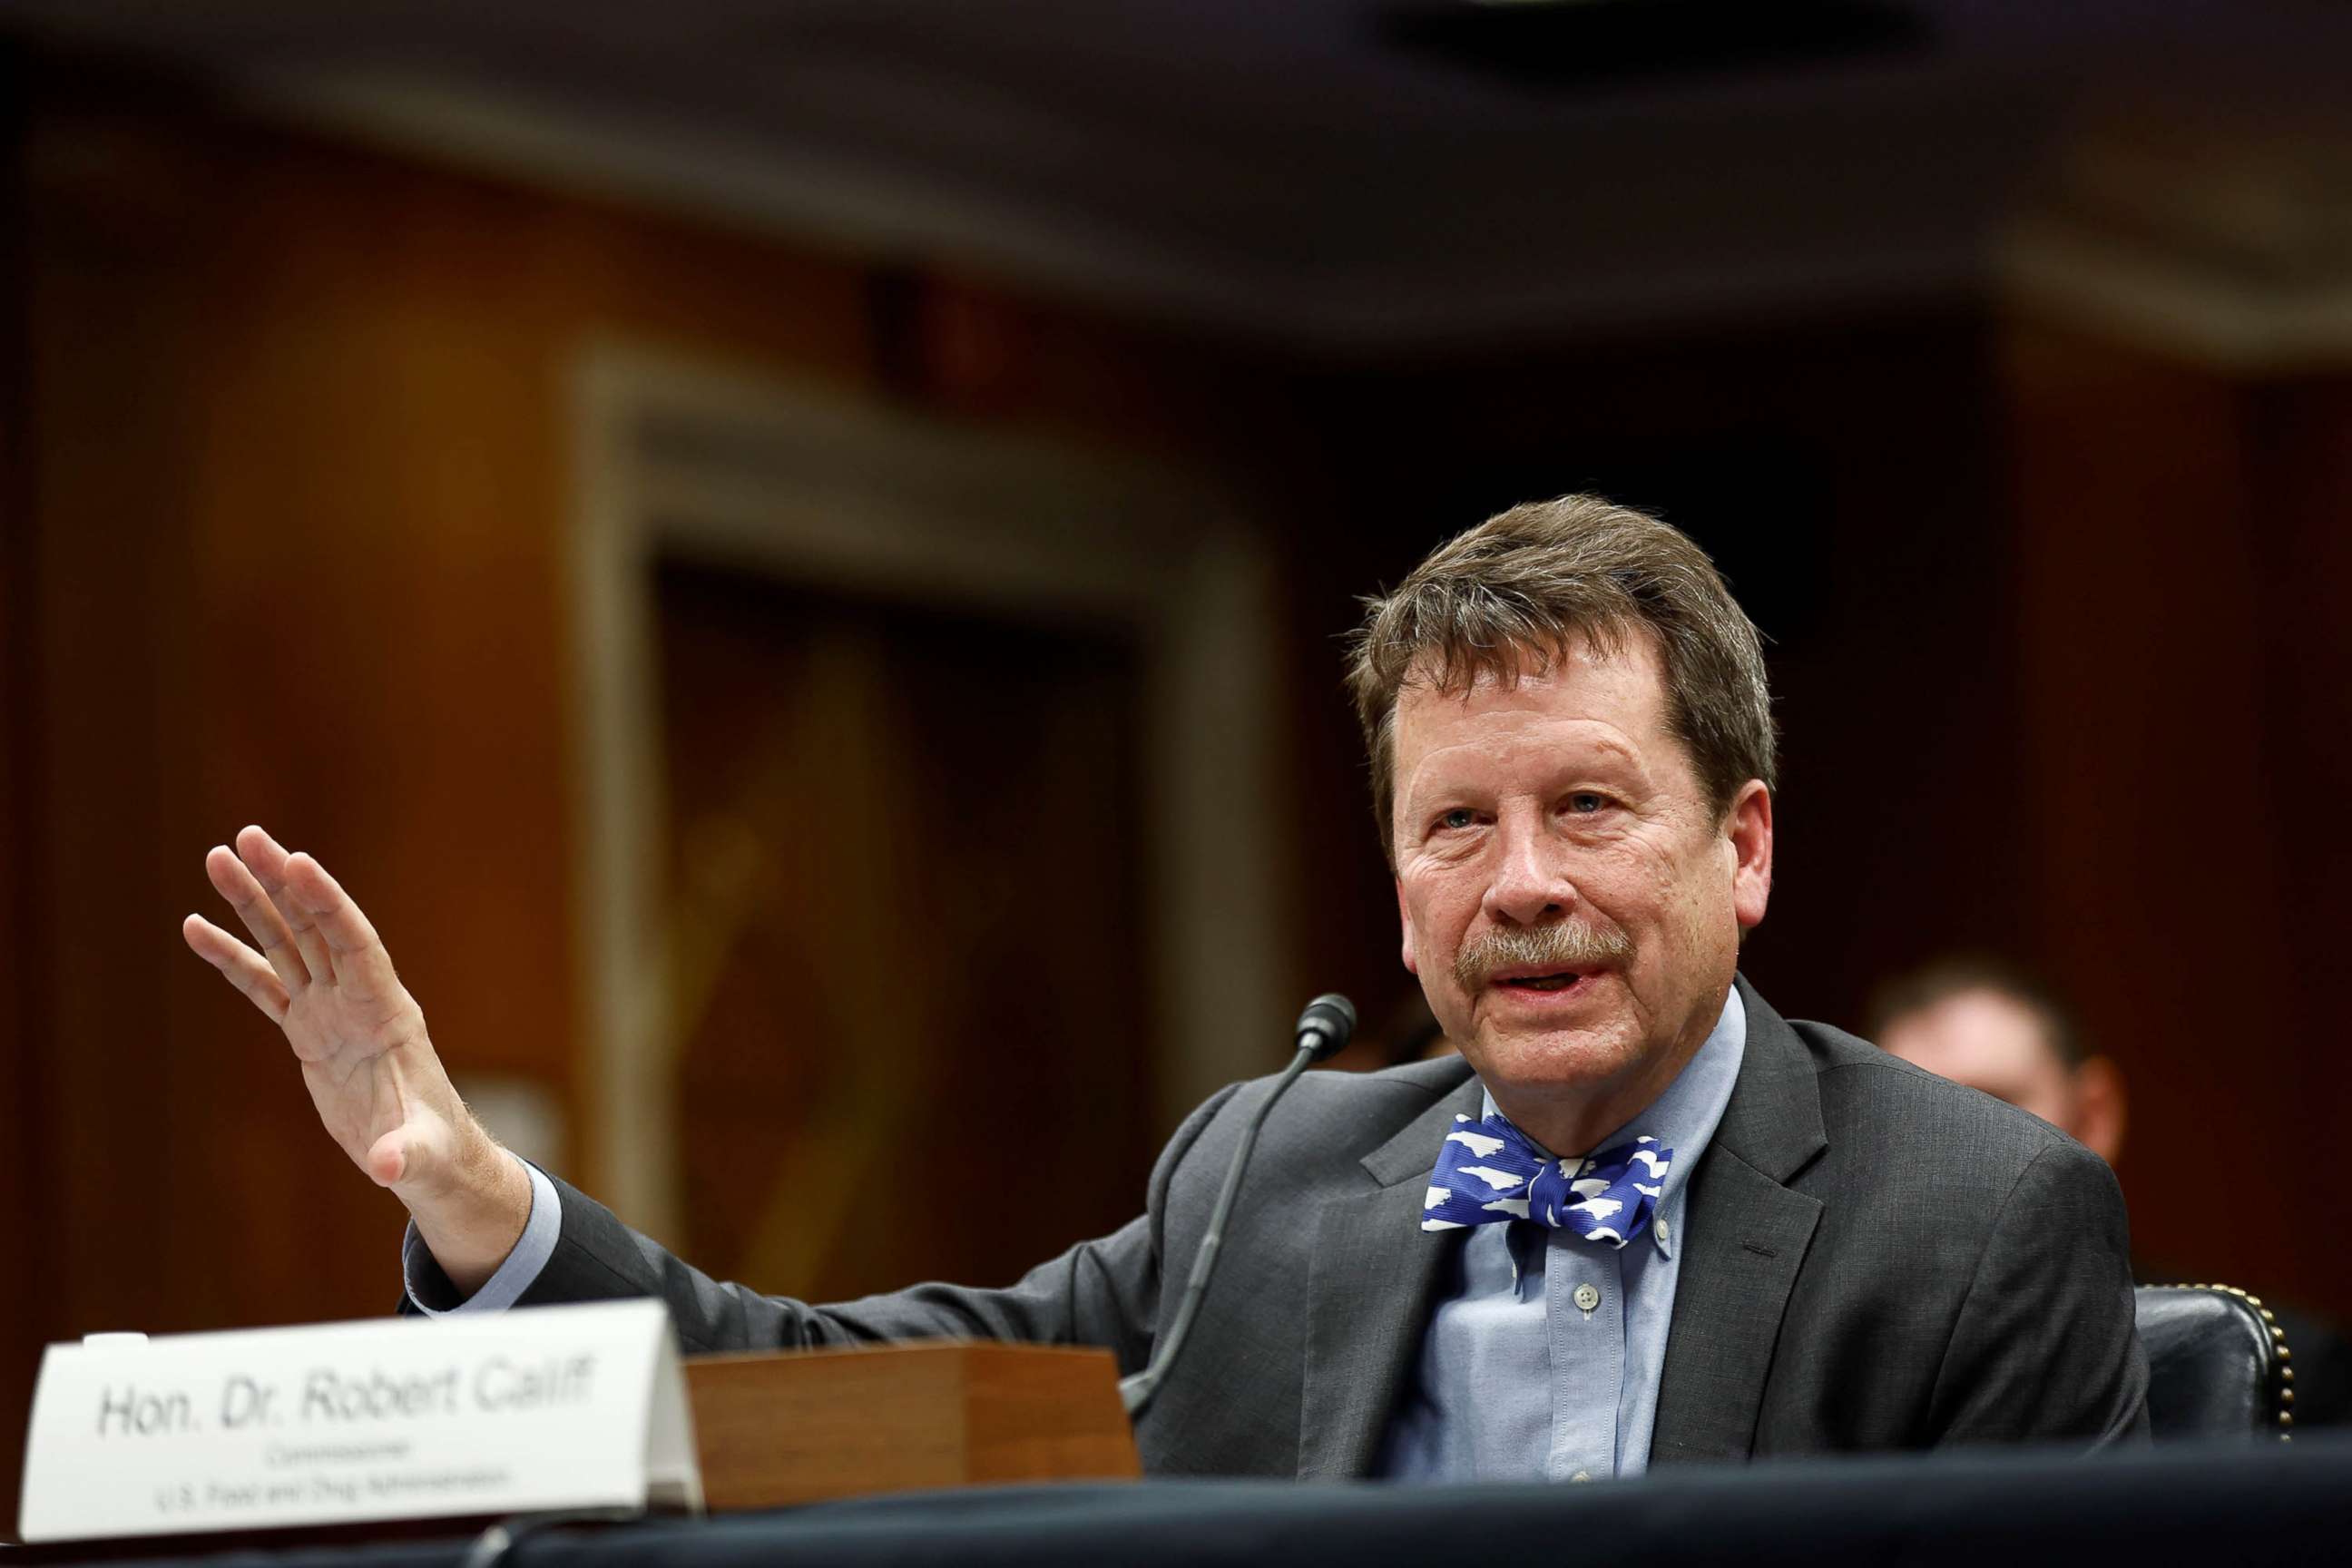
183, 826, 530, 1291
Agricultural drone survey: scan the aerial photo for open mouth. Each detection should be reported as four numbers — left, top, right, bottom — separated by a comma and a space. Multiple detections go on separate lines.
1499, 970, 1583, 993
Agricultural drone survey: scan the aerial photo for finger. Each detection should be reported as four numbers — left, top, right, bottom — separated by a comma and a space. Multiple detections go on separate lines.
236, 826, 335, 984
233, 823, 293, 881
282, 851, 400, 996
182, 913, 293, 1024
204, 844, 311, 991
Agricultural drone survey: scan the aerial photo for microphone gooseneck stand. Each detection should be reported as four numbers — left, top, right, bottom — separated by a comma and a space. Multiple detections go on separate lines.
1119, 994, 1356, 1419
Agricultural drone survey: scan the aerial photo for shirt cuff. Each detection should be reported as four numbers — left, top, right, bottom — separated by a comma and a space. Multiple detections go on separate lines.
401, 1154, 562, 1315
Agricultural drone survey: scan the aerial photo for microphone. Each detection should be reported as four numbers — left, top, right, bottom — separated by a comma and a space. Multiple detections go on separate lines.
1119, 993, 1357, 1419
1293, 993, 1356, 1062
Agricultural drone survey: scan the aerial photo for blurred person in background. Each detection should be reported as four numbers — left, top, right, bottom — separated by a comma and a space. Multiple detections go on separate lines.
1870, 957, 2124, 1165
1874, 956, 2346, 1427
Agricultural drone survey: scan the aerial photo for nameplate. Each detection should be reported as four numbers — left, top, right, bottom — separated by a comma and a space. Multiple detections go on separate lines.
17, 1300, 701, 1543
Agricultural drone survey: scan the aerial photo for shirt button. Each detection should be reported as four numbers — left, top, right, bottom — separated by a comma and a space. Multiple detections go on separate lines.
1653, 1217, 1671, 1245
1570, 1470, 1593, 1484
1573, 1282, 1601, 1312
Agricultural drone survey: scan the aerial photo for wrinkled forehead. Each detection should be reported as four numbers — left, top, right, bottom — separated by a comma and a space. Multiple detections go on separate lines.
1392, 624, 1637, 704
1390, 629, 1671, 747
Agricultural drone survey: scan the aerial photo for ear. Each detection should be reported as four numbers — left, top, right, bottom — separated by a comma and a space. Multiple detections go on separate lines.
2070, 1055, 2129, 1167
1726, 780, 1774, 930
1395, 877, 1419, 975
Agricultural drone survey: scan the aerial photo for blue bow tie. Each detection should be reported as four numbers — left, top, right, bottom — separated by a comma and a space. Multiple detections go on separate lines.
1422, 1112, 1672, 1248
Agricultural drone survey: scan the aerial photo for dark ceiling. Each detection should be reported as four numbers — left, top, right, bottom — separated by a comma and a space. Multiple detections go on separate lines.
5, 0, 2346, 347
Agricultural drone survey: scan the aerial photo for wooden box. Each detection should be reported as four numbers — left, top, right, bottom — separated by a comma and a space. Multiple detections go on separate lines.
682, 1342, 1141, 1510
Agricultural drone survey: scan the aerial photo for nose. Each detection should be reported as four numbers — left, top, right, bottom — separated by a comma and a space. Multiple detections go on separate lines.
1481, 815, 1575, 926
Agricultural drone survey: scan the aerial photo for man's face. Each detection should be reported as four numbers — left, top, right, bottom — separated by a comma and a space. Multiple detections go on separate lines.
1879, 990, 2077, 1127
1389, 633, 1771, 1147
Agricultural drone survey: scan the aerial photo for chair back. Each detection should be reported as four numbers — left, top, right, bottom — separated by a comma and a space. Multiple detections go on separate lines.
2135, 1284, 2292, 1442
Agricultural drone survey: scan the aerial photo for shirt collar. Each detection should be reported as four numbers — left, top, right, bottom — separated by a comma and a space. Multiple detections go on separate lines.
1475, 985, 1749, 1260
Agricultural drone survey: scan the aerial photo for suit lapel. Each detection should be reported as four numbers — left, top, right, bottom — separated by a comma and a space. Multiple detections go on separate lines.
1651, 977, 1828, 1464
1296, 1070, 1483, 1480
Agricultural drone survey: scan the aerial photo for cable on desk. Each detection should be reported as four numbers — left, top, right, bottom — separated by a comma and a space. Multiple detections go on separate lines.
457, 1508, 643, 1568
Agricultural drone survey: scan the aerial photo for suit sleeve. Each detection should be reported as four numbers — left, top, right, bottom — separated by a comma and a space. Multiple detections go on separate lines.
1926, 1137, 2151, 1446
406, 1082, 1243, 1375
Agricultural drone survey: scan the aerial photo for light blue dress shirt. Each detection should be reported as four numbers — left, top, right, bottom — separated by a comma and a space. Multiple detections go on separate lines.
411, 990, 1747, 1487
1377, 986, 1747, 1483
402, 1159, 561, 1315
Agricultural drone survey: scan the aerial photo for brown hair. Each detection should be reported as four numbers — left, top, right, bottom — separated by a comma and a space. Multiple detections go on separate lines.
1345, 494, 1775, 858
1864, 955, 2089, 1068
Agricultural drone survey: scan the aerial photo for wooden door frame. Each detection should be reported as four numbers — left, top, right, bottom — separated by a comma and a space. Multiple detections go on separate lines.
568, 341, 1290, 1244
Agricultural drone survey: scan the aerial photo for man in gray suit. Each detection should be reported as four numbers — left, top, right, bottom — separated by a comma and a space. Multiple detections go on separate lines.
185, 495, 2147, 1478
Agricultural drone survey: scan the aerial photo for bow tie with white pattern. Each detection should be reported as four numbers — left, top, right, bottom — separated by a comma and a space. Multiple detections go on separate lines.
1421, 1112, 1672, 1247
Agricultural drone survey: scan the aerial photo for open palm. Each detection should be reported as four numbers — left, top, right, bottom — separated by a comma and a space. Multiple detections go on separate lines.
183, 825, 475, 1198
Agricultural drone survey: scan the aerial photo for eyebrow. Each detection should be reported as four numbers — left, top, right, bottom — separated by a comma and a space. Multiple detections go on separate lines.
1401, 740, 1650, 810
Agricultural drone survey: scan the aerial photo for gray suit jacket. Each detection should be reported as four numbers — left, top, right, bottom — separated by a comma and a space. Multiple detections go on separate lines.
498, 977, 2149, 1473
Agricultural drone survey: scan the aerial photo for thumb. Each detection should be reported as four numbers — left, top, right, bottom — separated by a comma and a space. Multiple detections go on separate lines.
365, 1122, 441, 1189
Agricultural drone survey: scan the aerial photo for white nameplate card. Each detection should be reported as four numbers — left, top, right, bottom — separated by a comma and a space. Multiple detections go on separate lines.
17, 1300, 702, 1543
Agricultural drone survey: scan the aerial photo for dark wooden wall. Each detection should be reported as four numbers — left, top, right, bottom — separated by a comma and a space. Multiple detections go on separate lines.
2004, 321, 2352, 1311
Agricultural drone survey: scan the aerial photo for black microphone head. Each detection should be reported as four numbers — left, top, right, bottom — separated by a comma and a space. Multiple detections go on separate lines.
1294, 993, 1357, 1061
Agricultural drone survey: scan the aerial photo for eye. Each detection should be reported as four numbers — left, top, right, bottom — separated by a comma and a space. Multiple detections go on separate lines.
1437, 807, 1478, 831
1566, 792, 1608, 815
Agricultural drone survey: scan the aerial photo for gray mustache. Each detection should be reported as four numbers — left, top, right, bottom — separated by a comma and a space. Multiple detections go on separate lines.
1452, 921, 1633, 992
